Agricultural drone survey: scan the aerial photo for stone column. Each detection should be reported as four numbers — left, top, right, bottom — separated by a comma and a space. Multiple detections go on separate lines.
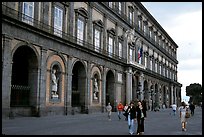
170, 85, 174, 104
126, 67, 132, 104
101, 66, 106, 112
2, 35, 12, 118
67, 56, 73, 110
38, 48, 47, 116
174, 87, 177, 105
85, 61, 91, 113
139, 73, 144, 100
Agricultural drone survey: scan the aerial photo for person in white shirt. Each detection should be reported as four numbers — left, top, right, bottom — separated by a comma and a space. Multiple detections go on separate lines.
178, 102, 188, 131
171, 104, 177, 116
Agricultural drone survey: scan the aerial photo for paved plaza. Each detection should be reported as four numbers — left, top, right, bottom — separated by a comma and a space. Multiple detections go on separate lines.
2, 107, 202, 135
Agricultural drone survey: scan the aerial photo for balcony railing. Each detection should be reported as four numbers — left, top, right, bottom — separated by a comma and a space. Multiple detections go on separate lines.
2, 4, 127, 63
100, 2, 177, 63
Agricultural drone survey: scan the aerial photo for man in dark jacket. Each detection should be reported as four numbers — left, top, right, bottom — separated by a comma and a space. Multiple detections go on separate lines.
189, 103, 195, 116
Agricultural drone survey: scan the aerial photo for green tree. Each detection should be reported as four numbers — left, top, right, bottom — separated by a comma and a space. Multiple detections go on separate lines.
186, 83, 202, 105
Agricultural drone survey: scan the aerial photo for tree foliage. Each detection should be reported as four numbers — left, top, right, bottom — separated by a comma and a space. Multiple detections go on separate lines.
186, 83, 202, 105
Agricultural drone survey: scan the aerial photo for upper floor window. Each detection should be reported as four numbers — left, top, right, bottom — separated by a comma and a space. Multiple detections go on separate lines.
118, 2, 122, 14
155, 61, 158, 72
119, 42, 122, 58
169, 71, 172, 79
93, 20, 103, 52
22, 2, 34, 25
77, 18, 85, 45
159, 64, 162, 75
150, 59, 153, 71
54, 7, 63, 37
144, 56, 147, 68
149, 28, 152, 38
143, 25, 146, 34
129, 48, 133, 62
163, 66, 165, 76
107, 28, 116, 57
75, 8, 88, 46
109, 2, 113, 8
94, 28, 100, 52
108, 36, 114, 57
138, 46, 143, 64
128, 6, 133, 24
154, 34, 157, 43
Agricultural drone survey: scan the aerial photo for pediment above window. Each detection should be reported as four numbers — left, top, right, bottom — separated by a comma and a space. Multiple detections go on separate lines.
75, 7, 88, 19
93, 20, 104, 28
107, 28, 116, 36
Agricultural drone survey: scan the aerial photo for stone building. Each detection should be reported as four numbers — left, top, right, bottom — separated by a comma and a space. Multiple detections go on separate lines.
2, 2, 182, 118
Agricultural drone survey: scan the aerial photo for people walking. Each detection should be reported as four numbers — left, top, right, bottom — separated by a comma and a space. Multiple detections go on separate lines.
123, 103, 129, 121
171, 104, 177, 116
106, 102, 112, 121
135, 100, 147, 135
189, 103, 195, 116
126, 101, 136, 135
117, 102, 124, 120
178, 101, 188, 131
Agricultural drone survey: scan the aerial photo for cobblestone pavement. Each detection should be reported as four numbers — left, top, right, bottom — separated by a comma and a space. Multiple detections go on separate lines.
2, 107, 202, 135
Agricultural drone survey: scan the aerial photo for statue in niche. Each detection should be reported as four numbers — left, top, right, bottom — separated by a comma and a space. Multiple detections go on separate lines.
51, 68, 59, 98
93, 78, 99, 100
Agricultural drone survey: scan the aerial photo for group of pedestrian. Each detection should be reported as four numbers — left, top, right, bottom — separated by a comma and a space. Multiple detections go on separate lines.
106, 100, 195, 134
106, 100, 147, 135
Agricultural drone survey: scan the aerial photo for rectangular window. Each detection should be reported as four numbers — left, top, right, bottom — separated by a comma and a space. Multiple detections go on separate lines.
155, 35, 157, 42
54, 7, 63, 37
155, 62, 157, 72
144, 25, 146, 34
108, 37, 113, 57
77, 18, 84, 45
149, 30, 152, 38
163, 67, 165, 76
150, 59, 152, 71
22, 2, 34, 25
144, 56, 147, 67
109, 2, 113, 8
129, 8, 133, 24
118, 73, 122, 82
138, 20, 141, 30
129, 48, 133, 62
159, 64, 162, 75
118, 2, 122, 14
119, 42, 122, 58
94, 29, 100, 52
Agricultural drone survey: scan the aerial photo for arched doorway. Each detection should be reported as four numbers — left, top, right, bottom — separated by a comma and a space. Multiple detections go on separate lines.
106, 70, 115, 110
11, 45, 38, 116
71, 61, 86, 113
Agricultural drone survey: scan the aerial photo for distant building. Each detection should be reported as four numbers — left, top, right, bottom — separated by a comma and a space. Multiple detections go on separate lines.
2, 2, 182, 118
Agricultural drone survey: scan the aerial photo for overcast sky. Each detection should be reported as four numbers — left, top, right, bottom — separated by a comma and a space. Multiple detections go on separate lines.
141, 2, 202, 101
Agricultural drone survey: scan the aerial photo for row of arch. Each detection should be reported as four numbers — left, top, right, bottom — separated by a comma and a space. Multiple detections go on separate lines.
8, 42, 180, 116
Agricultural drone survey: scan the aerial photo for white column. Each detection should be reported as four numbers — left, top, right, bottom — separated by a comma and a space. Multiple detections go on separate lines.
171, 85, 174, 104
126, 68, 132, 104
139, 73, 144, 100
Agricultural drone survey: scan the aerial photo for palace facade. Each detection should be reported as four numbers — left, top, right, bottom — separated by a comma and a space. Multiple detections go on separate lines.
2, 2, 182, 118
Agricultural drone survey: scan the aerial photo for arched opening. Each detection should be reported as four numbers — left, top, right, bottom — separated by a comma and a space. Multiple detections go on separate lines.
11, 45, 38, 116
71, 61, 86, 113
106, 70, 114, 108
